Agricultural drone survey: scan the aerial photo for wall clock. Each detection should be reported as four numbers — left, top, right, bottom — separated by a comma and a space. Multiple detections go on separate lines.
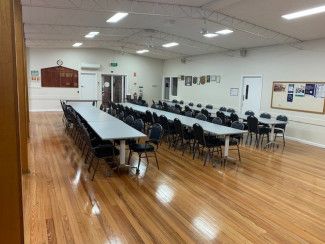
57, 59, 63, 66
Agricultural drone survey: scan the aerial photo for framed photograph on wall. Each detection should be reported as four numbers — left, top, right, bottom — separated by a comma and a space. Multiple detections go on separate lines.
185, 76, 192, 86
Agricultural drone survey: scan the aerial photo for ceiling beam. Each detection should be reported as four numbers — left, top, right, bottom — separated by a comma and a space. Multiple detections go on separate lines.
22, 0, 302, 43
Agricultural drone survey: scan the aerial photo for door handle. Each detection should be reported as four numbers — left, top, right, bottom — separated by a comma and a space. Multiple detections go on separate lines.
245, 85, 249, 99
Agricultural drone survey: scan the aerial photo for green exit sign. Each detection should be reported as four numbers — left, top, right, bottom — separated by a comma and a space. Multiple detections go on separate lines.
110, 62, 118, 67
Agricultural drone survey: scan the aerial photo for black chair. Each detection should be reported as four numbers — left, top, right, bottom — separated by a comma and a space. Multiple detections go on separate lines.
145, 110, 154, 128
172, 99, 178, 103
124, 115, 135, 125
246, 116, 271, 147
227, 108, 235, 113
117, 111, 124, 120
81, 126, 119, 180
172, 118, 194, 154
185, 111, 193, 117
192, 123, 222, 166
229, 113, 239, 123
128, 123, 163, 174
260, 112, 271, 119
179, 100, 184, 105
220, 121, 244, 165
245, 110, 255, 116
219, 107, 227, 112
206, 104, 213, 109
212, 117, 222, 125
184, 105, 191, 112
216, 111, 226, 125
153, 112, 159, 123
201, 108, 210, 118
159, 115, 176, 146
197, 103, 202, 108
188, 102, 194, 107
195, 113, 207, 121
274, 115, 288, 146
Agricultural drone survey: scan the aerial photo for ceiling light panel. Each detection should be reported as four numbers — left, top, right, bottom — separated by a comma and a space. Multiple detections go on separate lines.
216, 29, 234, 35
282, 5, 325, 20
162, 42, 179, 48
136, 49, 149, 54
107, 12, 129, 23
204, 33, 218, 38
72, 42, 82, 47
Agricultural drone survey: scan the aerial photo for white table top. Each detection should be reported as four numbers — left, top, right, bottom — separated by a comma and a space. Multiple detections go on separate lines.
122, 103, 246, 136
162, 101, 287, 126
69, 102, 146, 140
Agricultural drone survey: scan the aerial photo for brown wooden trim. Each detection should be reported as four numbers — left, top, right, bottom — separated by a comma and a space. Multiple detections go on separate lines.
0, 0, 25, 243
271, 81, 325, 114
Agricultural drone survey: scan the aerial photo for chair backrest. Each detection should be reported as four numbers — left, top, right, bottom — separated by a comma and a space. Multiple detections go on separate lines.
146, 110, 154, 123
188, 102, 194, 107
231, 121, 244, 130
201, 108, 209, 118
260, 112, 271, 119
212, 117, 222, 125
197, 103, 202, 108
193, 123, 206, 145
206, 104, 213, 109
117, 111, 124, 120
227, 108, 235, 113
247, 116, 259, 133
185, 111, 193, 117
275, 115, 288, 130
219, 107, 227, 112
216, 111, 226, 124
132, 119, 144, 132
174, 118, 183, 137
184, 105, 191, 112
148, 123, 163, 145
159, 115, 169, 130
179, 100, 184, 105
125, 115, 135, 125
172, 99, 178, 103
245, 110, 255, 116
153, 112, 159, 123
195, 113, 207, 121
230, 113, 239, 122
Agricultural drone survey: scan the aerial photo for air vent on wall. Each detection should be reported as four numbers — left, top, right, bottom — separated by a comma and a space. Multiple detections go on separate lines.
81, 63, 101, 70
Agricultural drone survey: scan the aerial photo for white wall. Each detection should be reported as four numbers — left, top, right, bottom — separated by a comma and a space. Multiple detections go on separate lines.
163, 39, 325, 147
27, 48, 163, 111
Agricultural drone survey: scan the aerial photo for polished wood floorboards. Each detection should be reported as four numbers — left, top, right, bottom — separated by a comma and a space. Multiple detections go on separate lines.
23, 112, 325, 243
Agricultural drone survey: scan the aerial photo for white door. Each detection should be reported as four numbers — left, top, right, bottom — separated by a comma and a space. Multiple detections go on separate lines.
80, 73, 97, 100
241, 76, 263, 114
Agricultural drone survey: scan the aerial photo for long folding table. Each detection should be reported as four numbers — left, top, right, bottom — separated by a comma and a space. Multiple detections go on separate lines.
68, 102, 146, 165
121, 103, 246, 162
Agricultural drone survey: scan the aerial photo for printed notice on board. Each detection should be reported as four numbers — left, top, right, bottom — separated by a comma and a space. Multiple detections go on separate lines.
315, 84, 325, 98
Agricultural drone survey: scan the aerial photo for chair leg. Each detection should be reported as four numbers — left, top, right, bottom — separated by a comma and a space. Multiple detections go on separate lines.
127, 150, 132, 165
136, 153, 142, 174
204, 148, 209, 166
282, 133, 285, 147
154, 151, 159, 169
237, 144, 241, 162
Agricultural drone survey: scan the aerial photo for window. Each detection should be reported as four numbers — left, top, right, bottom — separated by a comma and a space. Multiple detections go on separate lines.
172, 77, 178, 96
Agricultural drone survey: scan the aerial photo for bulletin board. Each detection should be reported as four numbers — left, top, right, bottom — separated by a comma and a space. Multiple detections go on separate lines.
41, 66, 78, 88
271, 81, 325, 114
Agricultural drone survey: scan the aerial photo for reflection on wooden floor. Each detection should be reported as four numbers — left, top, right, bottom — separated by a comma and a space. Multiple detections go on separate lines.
23, 112, 325, 243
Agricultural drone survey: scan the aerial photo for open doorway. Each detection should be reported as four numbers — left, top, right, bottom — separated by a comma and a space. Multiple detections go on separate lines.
102, 75, 126, 106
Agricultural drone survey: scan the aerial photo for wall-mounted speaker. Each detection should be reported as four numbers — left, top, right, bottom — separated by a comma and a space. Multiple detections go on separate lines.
240, 48, 247, 57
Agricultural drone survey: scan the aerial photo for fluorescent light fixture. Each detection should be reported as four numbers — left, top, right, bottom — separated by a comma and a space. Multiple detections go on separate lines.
85, 31, 99, 38
204, 33, 218, 38
282, 5, 325, 20
72, 42, 82, 47
216, 29, 234, 35
162, 42, 179, 48
136, 49, 149, 54
106, 12, 129, 23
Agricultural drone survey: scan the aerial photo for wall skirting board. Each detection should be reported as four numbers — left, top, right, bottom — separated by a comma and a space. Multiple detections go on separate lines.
286, 136, 325, 149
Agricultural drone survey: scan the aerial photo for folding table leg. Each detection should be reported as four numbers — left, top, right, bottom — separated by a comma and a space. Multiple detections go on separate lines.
120, 140, 126, 165
223, 135, 230, 168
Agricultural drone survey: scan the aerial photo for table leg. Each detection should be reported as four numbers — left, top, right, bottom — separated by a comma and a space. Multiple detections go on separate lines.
120, 140, 126, 165
223, 135, 230, 167
264, 124, 277, 150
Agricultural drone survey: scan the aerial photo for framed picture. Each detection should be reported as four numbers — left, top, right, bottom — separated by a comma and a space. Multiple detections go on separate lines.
193, 77, 198, 85
230, 88, 239, 96
200, 76, 206, 85
185, 76, 192, 86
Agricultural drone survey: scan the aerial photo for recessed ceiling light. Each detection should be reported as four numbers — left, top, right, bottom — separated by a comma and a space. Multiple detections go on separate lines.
72, 42, 83, 47
162, 42, 179, 48
136, 49, 149, 54
204, 33, 218, 38
85, 31, 99, 38
216, 29, 234, 35
282, 5, 325, 20
106, 12, 129, 23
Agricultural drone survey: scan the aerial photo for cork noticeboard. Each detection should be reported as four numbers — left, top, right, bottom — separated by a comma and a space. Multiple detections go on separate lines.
271, 81, 325, 114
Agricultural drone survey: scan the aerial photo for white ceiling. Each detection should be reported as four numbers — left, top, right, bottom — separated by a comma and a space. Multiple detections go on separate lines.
21, 0, 325, 59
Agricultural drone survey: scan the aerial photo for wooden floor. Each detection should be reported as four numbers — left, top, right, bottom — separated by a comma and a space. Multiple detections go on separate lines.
23, 112, 325, 243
